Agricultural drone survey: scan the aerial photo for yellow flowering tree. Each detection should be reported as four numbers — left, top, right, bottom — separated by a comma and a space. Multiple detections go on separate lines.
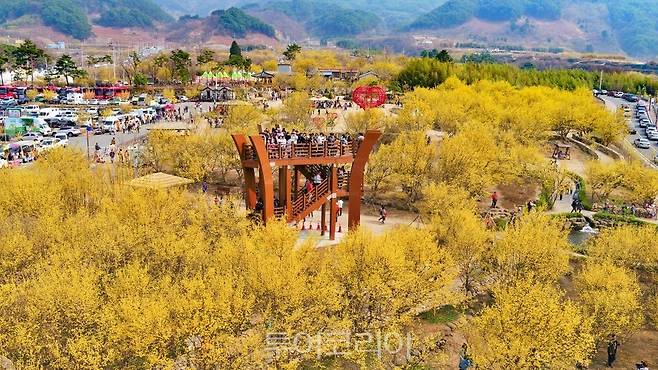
466, 280, 595, 369
486, 212, 571, 284
278, 91, 312, 131
589, 225, 658, 269
575, 260, 643, 343
223, 105, 265, 134
418, 183, 489, 295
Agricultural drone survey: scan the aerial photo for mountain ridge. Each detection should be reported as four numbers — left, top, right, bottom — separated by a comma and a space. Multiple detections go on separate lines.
0, 0, 172, 40
409, 0, 658, 58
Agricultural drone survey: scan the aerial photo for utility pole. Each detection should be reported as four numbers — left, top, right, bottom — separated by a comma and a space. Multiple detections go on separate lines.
599, 69, 603, 91
85, 127, 90, 161
109, 41, 117, 81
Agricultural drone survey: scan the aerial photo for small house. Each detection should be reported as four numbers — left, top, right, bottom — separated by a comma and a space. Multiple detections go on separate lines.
253, 70, 275, 85
316, 68, 359, 81
200, 86, 235, 102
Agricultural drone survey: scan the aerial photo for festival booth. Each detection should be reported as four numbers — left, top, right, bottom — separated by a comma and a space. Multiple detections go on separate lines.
197, 70, 255, 88
200, 86, 235, 102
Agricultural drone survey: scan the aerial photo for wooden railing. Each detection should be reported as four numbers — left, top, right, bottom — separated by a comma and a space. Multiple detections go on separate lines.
274, 206, 285, 218
241, 141, 359, 161
243, 145, 256, 160
338, 171, 350, 190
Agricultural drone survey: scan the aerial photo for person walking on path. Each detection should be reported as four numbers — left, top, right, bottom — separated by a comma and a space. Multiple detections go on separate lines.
607, 334, 620, 367
378, 205, 387, 224
109, 143, 116, 164
490, 191, 499, 208
459, 343, 472, 370
337, 199, 344, 216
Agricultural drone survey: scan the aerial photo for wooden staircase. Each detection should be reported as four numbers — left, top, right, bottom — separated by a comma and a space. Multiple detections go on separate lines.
290, 178, 331, 222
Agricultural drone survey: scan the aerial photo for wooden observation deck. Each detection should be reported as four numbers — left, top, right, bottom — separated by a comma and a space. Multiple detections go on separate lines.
232, 130, 381, 240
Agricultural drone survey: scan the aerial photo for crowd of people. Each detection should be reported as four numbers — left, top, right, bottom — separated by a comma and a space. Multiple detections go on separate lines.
93, 137, 138, 164
314, 96, 353, 113
593, 201, 658, 219
258, 127, 364, 160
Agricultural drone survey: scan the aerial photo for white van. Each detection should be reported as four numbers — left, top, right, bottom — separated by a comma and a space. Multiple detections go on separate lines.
21, 116, 52, 136
100, 116, 120, 134
23, 105, 41, 116
39, 108, 63, 119
139, 107, 156, 118
66, 93, 85, 105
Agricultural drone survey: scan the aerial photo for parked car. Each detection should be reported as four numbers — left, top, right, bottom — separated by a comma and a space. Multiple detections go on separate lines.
0, 98, 17, 108
45, 118, 67, 128
41, 137, 67, 150
101, 120, 118, 134
634, 138, 651, 148
22, 132, 43, 142
57, 125, 82, 137
628, 127, 637, 135
647, 131, 658, 141
53, 132, 70, 143
54, 111, 78, 123
614, 91, 624, 98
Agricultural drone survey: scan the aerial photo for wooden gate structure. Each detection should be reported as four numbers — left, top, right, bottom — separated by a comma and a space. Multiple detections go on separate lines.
232, 130, 381, 240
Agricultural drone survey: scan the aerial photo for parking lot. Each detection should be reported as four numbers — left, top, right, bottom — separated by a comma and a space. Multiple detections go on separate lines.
599, 95, 658, 165
0, 96, 227, 167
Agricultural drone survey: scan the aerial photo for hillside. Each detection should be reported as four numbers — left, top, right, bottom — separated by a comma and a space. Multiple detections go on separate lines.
410, 0, 658, 58
157, 0, 437, 28
244, 0, 381, 39
166, 7, 276, 43
0, 0, 172, 40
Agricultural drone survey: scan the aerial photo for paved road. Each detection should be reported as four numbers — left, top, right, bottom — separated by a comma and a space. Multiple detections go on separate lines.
65, 101, 215, 153
598, 95, 657, 166
68, 130, 147, 152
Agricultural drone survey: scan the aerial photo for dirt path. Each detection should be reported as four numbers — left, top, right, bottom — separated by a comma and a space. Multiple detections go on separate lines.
296, 201, 419, 247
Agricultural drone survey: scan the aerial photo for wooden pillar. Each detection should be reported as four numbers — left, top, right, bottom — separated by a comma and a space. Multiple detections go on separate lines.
284, 166, 292, 221
248, 135, 274, 222
294, 166, 301, 193
321, 203, 326, 236
348, 130, 382, 229
278, 167, 287, 206
231, 134, 258, 209
329, 164, 337, 240
243, 168, 258, 209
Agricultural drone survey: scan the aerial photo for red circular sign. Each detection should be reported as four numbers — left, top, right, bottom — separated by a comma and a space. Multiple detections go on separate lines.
352, 86, 386, 109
